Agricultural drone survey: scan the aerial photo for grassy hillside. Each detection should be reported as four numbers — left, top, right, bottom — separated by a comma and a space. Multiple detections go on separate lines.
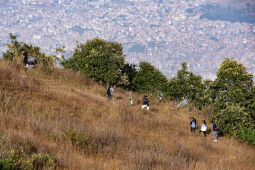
0, 59, 255, 170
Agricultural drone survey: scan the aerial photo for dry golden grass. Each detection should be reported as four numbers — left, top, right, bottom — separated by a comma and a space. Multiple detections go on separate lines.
0, 59, 255, 170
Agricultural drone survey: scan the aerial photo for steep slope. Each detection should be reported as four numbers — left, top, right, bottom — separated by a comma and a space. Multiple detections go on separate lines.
0, 60, 255, 170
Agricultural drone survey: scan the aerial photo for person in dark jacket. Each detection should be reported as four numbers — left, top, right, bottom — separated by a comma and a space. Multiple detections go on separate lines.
190, 118, 197, 133
212, 121, 219, 142
142, 95, 150, 110
23, 51, 28, 66
107, 85, 114, 101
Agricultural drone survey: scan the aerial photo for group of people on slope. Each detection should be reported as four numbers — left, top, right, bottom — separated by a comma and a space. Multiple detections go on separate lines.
107, 86, 220, 142
190, 118, 219, 142
106, 85, 150, 110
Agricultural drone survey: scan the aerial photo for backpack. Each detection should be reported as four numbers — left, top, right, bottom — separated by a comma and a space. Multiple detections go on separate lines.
143, 98, 149, 106
213, 124, 219, 131
107, 87, 111, 96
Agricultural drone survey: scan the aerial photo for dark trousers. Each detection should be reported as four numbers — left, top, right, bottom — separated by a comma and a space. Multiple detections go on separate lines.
199, 130, 206, 137
191, 127, 196, 133
107, 95, 112, 101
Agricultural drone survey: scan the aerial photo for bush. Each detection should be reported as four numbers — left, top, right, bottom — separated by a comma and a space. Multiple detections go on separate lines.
0, 152, 57, 170
238, 128, 255, 145
30, 153, 57, 170
0, 155, 20, 170
0, 136, 58, 170
64, 130, 100, 155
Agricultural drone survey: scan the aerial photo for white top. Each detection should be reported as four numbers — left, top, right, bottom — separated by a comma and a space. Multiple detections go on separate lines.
110, 87, 114, 95
201, 123, 207, 131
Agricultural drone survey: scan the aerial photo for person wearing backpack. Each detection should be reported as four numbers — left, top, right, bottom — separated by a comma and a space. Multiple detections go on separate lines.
142, 95, 150, 110
190, 118, 197, 133
199, 120, 207, 137
212, 121, 219, 142
107, 85, 114, 101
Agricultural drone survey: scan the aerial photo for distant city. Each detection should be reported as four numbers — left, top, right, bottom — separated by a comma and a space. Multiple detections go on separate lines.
0, 0, 254, 80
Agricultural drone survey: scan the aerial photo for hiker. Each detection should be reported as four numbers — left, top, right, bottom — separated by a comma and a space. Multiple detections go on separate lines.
142, 95, 149, 110
23, 51, 28, 66
199, 120, 207, 137
212, 121, 219, 142
129, 91, 134, 106
190, 118, 197, 133
158, 92, 163, 103
27, 57, 37, 68
107, 85, 114, 101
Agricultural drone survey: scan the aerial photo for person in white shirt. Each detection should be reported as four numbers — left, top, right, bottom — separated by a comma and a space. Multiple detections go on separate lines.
199, 120, 207, 137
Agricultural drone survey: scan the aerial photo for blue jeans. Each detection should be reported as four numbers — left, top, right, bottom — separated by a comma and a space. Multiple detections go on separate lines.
213, 131, 218, 140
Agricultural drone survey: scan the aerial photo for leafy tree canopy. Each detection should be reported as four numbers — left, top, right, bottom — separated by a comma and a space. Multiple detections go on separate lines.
120, 63, 137, 90
61, 38, 126, 85
168, 62, 204, 103
213, 58, 253, 92
132, 61, 169, 95
211, 58, 254, 112
210, 58, 255, 144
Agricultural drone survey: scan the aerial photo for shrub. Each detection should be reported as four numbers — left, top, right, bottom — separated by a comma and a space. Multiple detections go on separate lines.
238, 128, 255, 145
64, 130, 99, 155
0, 137, 58, 170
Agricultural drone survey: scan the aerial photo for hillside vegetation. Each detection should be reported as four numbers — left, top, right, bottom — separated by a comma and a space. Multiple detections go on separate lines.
0, 60, 255, 169
3, 34, 255, 145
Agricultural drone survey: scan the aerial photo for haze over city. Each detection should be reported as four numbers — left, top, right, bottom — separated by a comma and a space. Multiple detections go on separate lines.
1, 1, 255, 169
0, 0, 254, 80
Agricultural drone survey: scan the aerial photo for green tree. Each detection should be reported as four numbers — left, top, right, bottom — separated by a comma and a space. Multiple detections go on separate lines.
3, 33, 23, 62
168, 62, 204, 107
61, 38, 126, 85
132, 61, 169, 95
211, 58, 254, 113
210, 58, 255, 144
120, 63, 137, 90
